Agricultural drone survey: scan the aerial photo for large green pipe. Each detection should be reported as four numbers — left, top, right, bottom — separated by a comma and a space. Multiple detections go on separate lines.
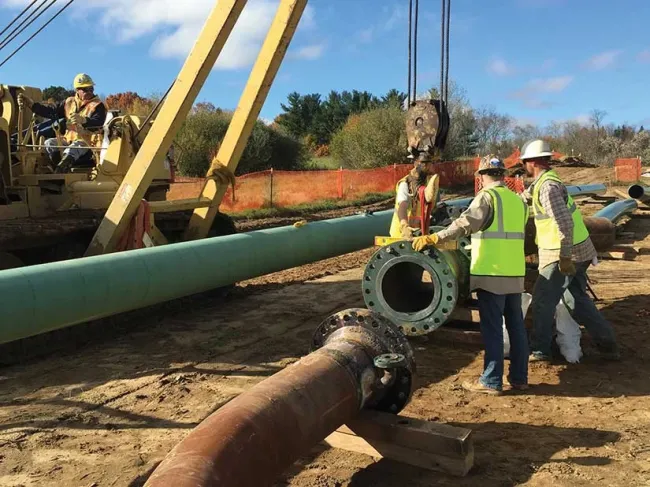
0, 210, 393, 345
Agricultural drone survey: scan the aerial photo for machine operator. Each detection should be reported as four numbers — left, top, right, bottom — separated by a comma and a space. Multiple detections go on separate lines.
18, 73, 107, 173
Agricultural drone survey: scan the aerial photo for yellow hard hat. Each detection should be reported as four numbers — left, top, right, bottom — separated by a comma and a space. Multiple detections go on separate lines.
73, 73, 95, 89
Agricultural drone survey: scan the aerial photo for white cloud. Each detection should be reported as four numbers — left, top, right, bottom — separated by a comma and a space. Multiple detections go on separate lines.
525, 75, 574, 92
383, 4, 406, 31
358, 27, 374, 44
583, 49, 623, 71
290, 42, 325, 60
572, 114, 591, 125
638, 49, 650, 63
487, 58, 516, 76
0, 0, 318, 70
511, 75, 573, 110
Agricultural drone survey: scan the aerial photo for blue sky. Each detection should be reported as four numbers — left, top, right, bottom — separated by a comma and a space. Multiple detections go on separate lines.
1, 0, 649, 127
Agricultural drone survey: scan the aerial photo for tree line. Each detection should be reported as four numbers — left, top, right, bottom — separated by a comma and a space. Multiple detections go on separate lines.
39, 84, 650, 175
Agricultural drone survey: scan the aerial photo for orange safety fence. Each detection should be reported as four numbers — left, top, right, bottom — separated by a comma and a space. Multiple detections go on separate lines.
614, 157, 642, 182
167, 159, 480, 212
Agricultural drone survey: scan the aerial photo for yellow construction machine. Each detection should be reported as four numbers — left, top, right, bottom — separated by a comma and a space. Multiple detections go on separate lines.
0, 0, 450, 269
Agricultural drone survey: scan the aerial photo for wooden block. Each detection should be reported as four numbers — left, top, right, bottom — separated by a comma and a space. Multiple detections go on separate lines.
323, 410, 474, 477
598, 250, 637, 260
613, 189, 630, 200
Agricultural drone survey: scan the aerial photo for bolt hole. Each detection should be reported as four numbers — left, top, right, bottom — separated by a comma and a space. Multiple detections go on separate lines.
398, 326, 404, 332
368, 301, 375, 307
399, 243, 405, 249
442, 308, 448, 314
411, 327, 417, 333
443, 269, 449, 275
358, 315, 365, 322
434, 318, 440, 324
365, 289, 371, 294
343, 315, 351, 322
365, 276, 371, 281
371, 320, 378, 328
447, 282, 453, 288
377, 254, 383, 260
446, 296, 453, 301
330, 319, 336, 326
369, 264, 375, 270
424, 324, 430, 330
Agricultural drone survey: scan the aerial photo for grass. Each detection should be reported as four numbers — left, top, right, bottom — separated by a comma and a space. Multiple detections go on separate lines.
230, 192, 394, 221
301, 156, 340, 170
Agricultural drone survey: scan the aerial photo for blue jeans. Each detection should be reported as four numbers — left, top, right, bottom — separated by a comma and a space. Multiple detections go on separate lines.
531, 260, 618, 357
477, 290, 529, 390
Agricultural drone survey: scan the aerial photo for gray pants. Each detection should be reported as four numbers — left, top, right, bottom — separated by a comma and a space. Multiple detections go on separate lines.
531, 260, 618, 357
44, 138, 90, 162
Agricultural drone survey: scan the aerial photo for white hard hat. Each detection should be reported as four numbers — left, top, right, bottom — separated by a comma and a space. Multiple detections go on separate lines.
520, 139, 553, 160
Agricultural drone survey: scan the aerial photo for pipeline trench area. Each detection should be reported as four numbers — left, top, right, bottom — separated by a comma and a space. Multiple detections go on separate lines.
2, 181, 650, 486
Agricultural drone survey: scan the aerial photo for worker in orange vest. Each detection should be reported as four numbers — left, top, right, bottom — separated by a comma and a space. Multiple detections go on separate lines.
18, 73, 107, 173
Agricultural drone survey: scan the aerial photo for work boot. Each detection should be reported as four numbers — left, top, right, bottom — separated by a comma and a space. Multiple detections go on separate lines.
54, 155, 74, 174
461, 380, 502, 396
529, 352, 552, 363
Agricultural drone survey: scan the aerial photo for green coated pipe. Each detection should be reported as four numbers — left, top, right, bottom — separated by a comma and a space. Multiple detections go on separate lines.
0, 210, 393, 345
593, 198, 638, 224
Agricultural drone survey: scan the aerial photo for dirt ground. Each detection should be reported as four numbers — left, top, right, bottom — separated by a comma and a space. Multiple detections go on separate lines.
1, 183, 650, 486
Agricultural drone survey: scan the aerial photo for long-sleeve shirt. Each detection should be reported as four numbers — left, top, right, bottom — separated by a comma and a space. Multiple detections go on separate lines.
31, 98, 107, 130
436, 181, 524, 295
528, 170, 596, 269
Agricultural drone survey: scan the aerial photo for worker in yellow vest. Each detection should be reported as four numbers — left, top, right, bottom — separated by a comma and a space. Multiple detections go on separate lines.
389, 156, 440, 238
521, 139, 619, 362
412, 156, 529, 395
18, 73, 107, 173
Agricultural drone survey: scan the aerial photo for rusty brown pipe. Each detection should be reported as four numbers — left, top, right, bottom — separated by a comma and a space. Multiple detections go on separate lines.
144, 309, 414, 487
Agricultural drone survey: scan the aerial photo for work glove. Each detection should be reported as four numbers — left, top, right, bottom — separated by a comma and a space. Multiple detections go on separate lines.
17, 93, 33, 109
558, 256, 576, 276
400, 220, 413, 239
412, 233, 439, 252
68, 113, 87, 126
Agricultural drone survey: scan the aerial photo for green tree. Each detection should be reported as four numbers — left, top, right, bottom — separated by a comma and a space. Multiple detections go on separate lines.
275, 92, 322, 139
381, 89, 407, 108
330, 106, 407, 168
42, 86, 74, 102
175, 110, 308, 177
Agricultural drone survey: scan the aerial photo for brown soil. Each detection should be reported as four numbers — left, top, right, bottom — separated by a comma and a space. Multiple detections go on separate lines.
1, 181, 649, 486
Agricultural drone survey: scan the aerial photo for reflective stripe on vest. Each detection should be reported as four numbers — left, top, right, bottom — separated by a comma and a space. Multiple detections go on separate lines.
470, 186, 527, 278
531, 170, 590, 250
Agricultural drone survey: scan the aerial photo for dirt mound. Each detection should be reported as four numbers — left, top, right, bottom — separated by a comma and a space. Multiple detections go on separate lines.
554, 166, 616, 185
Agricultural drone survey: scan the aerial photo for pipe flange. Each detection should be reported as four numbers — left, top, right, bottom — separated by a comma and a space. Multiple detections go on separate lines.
311, 308, 415, 414
362, 243, 459, 336
311, 308, 414, 368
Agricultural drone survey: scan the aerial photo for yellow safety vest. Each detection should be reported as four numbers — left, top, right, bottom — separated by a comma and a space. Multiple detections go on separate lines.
532, 170, 590, 250
470, 186, 528, 277
63, 95, 104, 145
389, 175, 426, 238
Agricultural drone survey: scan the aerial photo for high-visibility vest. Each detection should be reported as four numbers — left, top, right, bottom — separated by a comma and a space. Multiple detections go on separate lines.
532, 170, 590, 250
63, 95, 104, 145
470, 186, 528, 278
389, 175, 433, 237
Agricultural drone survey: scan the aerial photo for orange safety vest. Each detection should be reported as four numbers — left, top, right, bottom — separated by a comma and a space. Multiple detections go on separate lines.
63, 95, 104, 144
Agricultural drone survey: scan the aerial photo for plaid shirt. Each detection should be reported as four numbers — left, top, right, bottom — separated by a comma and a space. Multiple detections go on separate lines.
529, 171, 596, 269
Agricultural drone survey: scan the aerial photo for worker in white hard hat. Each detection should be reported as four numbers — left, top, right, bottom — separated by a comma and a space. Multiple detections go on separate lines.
18, 73, 107, 173
413, 156, 530, 395
521, 139, 619, 362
